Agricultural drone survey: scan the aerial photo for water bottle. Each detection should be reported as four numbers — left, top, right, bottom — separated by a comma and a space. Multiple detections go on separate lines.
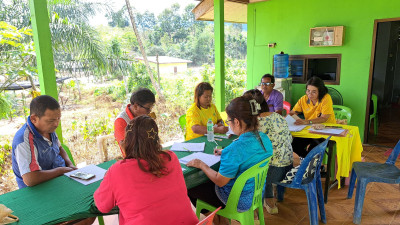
207, 119, 214, 142
273, 51, 289, 78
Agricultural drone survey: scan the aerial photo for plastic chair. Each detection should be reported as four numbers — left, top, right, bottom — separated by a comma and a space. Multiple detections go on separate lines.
369, 94, 378, 135
196, 206, 222, 225
179, 114, 186, 138
327, 87, 343, 105
332, 105, 352, 124
276, 137, 331, 225
61, 144, 105, 225
195, 156, 272, 225
283, 101, 291, 116
347, 139, 400, 224
61, 144, 75, 166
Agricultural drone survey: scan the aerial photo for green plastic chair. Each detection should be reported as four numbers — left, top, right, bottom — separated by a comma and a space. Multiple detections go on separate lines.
332, 105, 352, 124
61, 144, 75, 166
369, 94, 378, 135
61, 144, 105, 225
179, 114, 186, 139
195, 156, 272, 225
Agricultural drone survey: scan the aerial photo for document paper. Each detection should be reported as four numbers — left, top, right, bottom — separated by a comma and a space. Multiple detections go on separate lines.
179, 152, 221, 167
170, 142, 205, 152
309, 128, 345, 135
64, 164, 107, 185
285, 115, 308, 132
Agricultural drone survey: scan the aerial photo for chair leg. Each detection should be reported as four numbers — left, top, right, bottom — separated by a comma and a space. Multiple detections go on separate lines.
353, 179, 368, 224
97, 216, 105, 225
258, 205, 265, 225
305, 182, 319, 225
347, 169, 357, 199
316, 175, 326, 224
277, 185, 285, 202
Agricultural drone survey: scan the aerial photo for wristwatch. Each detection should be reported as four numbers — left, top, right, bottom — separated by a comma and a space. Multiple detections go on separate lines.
308, 120, 313, 124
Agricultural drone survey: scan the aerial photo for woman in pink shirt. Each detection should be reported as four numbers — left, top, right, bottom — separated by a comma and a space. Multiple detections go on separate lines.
94, 115, 198, 225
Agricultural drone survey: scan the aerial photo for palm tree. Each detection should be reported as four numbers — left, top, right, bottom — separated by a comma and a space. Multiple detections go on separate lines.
124, 0, 165, 101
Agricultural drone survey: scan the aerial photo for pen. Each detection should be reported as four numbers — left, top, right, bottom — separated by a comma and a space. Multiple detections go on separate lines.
325, 126, 342, 129
183, 147, 192, 152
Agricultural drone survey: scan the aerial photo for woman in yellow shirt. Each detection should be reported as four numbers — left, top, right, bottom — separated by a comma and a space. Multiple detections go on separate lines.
289, 76, 336, 158
185, 82, 228, 141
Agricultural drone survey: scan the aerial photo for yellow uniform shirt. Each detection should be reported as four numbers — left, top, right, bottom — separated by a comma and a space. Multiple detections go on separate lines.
185, 103, 222, 141
293, 94, 336, 124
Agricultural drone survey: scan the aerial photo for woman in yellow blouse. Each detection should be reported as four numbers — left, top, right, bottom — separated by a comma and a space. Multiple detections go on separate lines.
289, 76, 336, 158
185, 82, 228, 141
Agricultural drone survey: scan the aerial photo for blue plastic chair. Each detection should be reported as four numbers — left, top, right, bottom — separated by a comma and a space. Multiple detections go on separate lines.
276, 137, 331, 225
347, 139, 400, 224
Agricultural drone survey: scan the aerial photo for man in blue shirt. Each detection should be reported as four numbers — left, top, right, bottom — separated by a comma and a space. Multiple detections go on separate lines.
12, 95, 76, 188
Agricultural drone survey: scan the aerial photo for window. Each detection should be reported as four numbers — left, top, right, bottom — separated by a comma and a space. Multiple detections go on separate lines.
288, 54, 341, 85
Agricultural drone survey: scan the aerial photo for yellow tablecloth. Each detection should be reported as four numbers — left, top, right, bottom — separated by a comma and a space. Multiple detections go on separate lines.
291, 124, 363, 188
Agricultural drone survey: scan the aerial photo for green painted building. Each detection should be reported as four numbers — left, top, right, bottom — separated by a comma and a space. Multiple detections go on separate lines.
246, 0, 400, 141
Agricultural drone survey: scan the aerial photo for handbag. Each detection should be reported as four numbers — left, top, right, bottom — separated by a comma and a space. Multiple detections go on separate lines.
0, 204, 19, 224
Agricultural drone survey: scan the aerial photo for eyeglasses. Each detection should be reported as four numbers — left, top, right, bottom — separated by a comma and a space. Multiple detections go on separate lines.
137, 103, 153, 112
306, 89, 318, 95
260, 82, 273, 86
225, 119, 234, 124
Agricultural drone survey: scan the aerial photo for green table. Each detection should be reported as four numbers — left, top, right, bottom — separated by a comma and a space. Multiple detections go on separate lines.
0, 135, 235, 225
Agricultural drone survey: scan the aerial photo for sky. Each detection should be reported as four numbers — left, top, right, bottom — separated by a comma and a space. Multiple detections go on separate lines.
89, 0, 197, 26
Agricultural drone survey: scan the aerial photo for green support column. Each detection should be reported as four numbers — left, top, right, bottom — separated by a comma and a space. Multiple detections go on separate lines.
214, 0, 225, 111
30, 0, 63, 140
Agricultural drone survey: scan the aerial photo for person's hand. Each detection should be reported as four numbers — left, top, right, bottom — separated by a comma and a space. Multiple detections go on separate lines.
216, 122, 224, 127
66, 162, 78, 170
294, 119, 309, 125
186, 159, 206, 169
214, 148, 222, 155
215, 126, 229, 134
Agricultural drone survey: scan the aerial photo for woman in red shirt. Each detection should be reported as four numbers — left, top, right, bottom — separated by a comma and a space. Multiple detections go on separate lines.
94, 115, 198, 225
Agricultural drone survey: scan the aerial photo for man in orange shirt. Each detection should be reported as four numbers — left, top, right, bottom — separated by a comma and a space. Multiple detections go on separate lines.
114, 88, 155, 157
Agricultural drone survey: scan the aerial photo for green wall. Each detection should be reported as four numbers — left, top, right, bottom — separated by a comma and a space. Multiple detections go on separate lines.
247, 0, 400, 141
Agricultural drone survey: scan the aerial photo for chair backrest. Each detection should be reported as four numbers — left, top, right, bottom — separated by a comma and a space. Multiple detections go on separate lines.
283, 101, 291, 115
386, 139, 400, 165
327, 87, 343, 105
371, 94, 378, 116
224, 156, 272, 212
332, 105, 352, 124
179, 114, 186, 134
61, 143, 75, 166
290, 137, 331, 186
196, 206, 222, 225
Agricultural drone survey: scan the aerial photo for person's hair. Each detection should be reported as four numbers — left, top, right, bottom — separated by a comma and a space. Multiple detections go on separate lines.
123, 115, 171, 177
306, 76, 328, 102
194, 82, 213, 108
243, 89, 269, 113
30, 95, 60, 117
130, 88, 155, 106
225, 95, 260, 132
261, 73, 275, 84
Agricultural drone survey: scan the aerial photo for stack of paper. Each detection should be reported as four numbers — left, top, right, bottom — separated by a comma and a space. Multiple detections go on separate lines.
285, 115, 308, 132
179, 152, 221, 167
170, 142, 205, 152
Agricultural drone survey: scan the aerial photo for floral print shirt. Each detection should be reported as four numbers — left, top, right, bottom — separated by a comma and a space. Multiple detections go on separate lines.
258, 112, 293, 167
